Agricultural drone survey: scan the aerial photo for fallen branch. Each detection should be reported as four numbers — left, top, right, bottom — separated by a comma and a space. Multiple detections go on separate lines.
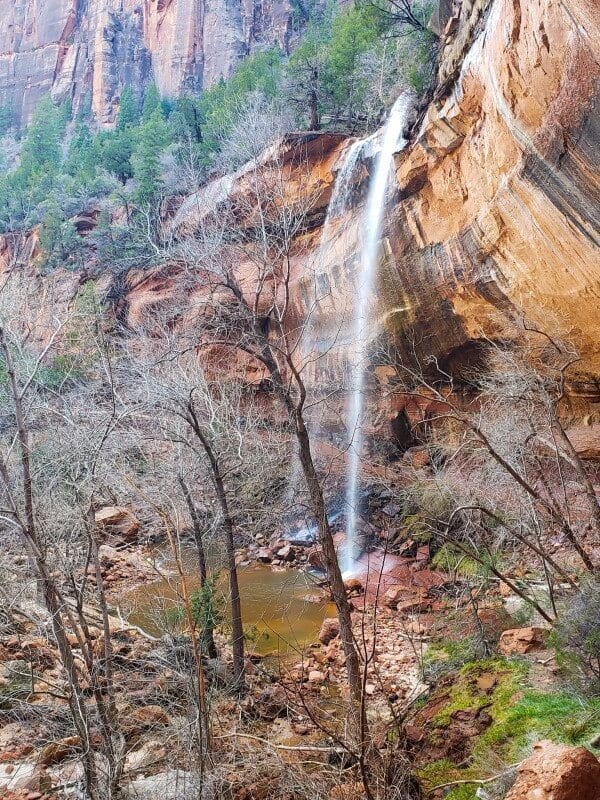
215, 731, 344, 753
429, 763, 521, 792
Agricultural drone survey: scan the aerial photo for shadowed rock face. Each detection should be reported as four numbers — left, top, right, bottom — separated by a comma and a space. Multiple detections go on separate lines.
0, 0, 294, 126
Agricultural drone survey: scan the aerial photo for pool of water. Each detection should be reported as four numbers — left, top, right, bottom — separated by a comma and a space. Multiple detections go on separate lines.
123, 553, 335, 657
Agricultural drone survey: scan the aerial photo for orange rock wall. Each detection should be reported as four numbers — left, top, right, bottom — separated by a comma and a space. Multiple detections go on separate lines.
0, 0, 294, 126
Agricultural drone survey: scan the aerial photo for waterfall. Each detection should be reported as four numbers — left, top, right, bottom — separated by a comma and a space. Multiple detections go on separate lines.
285, 138, 365, 521
342, 91, 415, 575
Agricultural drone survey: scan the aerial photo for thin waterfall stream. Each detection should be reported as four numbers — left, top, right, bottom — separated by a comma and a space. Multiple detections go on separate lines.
285, 92, 414, 566
342, 91, 415, 574
285, 137, 366, 516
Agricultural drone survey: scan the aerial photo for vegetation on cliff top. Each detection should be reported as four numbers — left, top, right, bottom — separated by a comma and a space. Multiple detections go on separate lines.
0, 0, 437, 263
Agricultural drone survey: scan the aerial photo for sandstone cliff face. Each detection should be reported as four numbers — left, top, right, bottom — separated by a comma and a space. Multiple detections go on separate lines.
387, 0, 600, 387
162, 0, 600, 449
2, 0, 598, 413
0, 0, 293, 126
274, 0, 600, 396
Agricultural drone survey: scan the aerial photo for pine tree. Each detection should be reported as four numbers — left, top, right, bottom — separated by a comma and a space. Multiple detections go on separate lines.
95, 129, 134, 184
65, 123, 96, 183
117, 86, 140, 131
19, 97, 63, 185
132, 107, 170, 205
142, 83, 162, 123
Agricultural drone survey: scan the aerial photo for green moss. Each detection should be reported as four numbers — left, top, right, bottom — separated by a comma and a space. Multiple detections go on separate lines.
480, 690, 600, 761
432, 658, 525, 727
418, 760, 478, 800
431, 544, 482, 577
417, 656, 600, 798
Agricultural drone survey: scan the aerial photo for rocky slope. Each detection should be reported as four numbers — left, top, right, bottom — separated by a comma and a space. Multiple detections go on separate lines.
0, 0, 294, 126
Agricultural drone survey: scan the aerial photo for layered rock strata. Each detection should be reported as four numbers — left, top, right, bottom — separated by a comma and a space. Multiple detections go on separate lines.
0, 0, 294, 126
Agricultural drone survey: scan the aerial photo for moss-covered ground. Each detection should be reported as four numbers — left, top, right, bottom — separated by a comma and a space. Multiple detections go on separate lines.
416, 652, 600, 799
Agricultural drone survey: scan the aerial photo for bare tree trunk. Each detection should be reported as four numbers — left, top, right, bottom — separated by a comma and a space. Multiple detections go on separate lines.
550, 418, 600, 572
187, 404, 245, 691
87, 511, 125, 795
179, 476, 219, 659
295, 414, 366, 733
310, 70, 320, 131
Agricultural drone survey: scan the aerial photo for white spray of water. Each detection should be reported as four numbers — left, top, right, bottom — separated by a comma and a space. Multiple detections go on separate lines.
285, 138, 365, 512
342, 91, 415, 575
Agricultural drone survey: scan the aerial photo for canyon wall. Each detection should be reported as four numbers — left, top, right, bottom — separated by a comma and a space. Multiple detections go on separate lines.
168, 0, 600, 404
0, 0, 294, 126
1, 0, 598, 421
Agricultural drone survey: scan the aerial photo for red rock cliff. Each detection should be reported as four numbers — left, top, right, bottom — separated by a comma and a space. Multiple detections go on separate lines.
0, 0, 294, 126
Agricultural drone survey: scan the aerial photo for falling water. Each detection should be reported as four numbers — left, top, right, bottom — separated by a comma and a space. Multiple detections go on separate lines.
285, 138, 366, 520
342, 91, 415, 575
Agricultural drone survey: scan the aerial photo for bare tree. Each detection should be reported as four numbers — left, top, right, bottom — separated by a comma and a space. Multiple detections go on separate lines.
378, 327, 599, 622
0, 274, 128, 797
166, 131, 370, 752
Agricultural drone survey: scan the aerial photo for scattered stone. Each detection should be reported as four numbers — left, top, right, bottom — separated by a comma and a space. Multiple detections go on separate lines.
382, 502, 402, 518
498, 627, 547, 656
476, 673, 497, 692
319, 617, 340, 645
254, 685, 289, 720
39, 735, 81, 767
384, 586, 405, 609
396, 597, 431, 614
404, 724, 425, 744
130, 704, 171, 727
344, 578, 363, 596
126, 739, 167, 773
256, 548, 272, 564
95, 505, 140, 542
506, 740, 600, 800
308, 669, 325, 684
276, 544, 296, 562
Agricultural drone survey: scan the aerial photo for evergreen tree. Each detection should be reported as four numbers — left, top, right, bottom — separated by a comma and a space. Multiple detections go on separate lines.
286, 14, 332, 129
65, 123, 96, 183
321, 4, 381, 126
171, 96, 202, 143
39, 197, 79, 270
95, 129, 134, 184
117, 86, 140, 131
142, 83, 162, 122
19, 97, 63, 185
132, 107, 170, 205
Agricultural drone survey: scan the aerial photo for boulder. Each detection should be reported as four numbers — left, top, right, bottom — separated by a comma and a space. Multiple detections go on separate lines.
506, 740, 600, 800
319, 618, 340, 645
130, 704, 171, 727
276, 544, 296, 562
95, 505, 141, 542
307, 546, 325, 570
254, 685, 289, 720
39, 735, 81, 767
256, 548, 272, 564
308, 669, 325, 684
384, 586, 406, 609
343, 578, 363, 596
498, 627, 547, 656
